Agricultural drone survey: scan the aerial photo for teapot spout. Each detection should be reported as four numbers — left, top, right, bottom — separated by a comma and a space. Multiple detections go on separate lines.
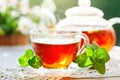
108, 17, 120, 26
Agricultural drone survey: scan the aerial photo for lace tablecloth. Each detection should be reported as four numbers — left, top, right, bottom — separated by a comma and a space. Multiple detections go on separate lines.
0, 45, 120, 80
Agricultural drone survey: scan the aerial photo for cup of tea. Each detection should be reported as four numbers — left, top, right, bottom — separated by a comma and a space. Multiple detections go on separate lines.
30, 29, 88, 69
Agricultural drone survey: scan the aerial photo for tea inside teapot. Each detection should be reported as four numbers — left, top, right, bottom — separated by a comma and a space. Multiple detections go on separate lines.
82, 27, 115, 52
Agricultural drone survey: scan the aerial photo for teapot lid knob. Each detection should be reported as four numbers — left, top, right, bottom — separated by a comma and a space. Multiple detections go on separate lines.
78, 0, 91, 7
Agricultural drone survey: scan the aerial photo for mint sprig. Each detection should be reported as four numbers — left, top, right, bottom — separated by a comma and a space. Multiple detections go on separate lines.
18, 49, 42, 68
74, 42, 110, 74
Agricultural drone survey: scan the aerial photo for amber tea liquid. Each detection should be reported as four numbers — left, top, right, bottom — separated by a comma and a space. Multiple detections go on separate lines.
82, 28, 116, 51
32, 38, 79, 68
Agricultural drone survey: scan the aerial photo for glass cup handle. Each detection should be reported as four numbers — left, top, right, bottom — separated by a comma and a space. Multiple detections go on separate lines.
77, 33, 89, 55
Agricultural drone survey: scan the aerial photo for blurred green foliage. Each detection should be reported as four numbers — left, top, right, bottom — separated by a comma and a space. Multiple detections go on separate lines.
0, 8, 19, 35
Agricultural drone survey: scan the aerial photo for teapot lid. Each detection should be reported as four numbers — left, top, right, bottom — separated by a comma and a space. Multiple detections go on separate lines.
56, 0, 108, 31
65, 0, 103, 17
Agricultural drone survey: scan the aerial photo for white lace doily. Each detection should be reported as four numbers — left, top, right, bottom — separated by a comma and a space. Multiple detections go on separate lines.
0, 45, 120, 80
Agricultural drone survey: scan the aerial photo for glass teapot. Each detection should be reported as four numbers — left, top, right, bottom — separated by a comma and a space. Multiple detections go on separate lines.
56, 0, 120, 52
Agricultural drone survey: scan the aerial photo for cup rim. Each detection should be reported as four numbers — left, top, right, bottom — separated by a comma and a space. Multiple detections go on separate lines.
30, 28, 82, 36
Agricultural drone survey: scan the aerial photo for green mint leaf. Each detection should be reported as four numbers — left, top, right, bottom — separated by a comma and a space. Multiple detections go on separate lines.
24, 49, 34, 58
93, 61, 106, 74
92, 41, 99, 50
18, 49, 34, 67
18, 49, 42, 68
74, 53, 92, 67
18, 55, 29, 67
94, 48, 110, 63
85, 43, 94, 57
84, 43, 91, 48
75, 42, 110, 74
74, 52, 87, 64
28, 56, 42, 69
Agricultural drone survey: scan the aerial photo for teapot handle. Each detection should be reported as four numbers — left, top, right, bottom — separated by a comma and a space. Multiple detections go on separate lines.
108, 17, 120, 26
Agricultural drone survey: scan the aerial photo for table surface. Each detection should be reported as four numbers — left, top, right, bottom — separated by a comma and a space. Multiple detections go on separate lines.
0, 45, 120, 80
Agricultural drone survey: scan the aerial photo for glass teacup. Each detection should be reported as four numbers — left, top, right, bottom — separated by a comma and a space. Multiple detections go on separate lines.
30, 29, 88, 69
